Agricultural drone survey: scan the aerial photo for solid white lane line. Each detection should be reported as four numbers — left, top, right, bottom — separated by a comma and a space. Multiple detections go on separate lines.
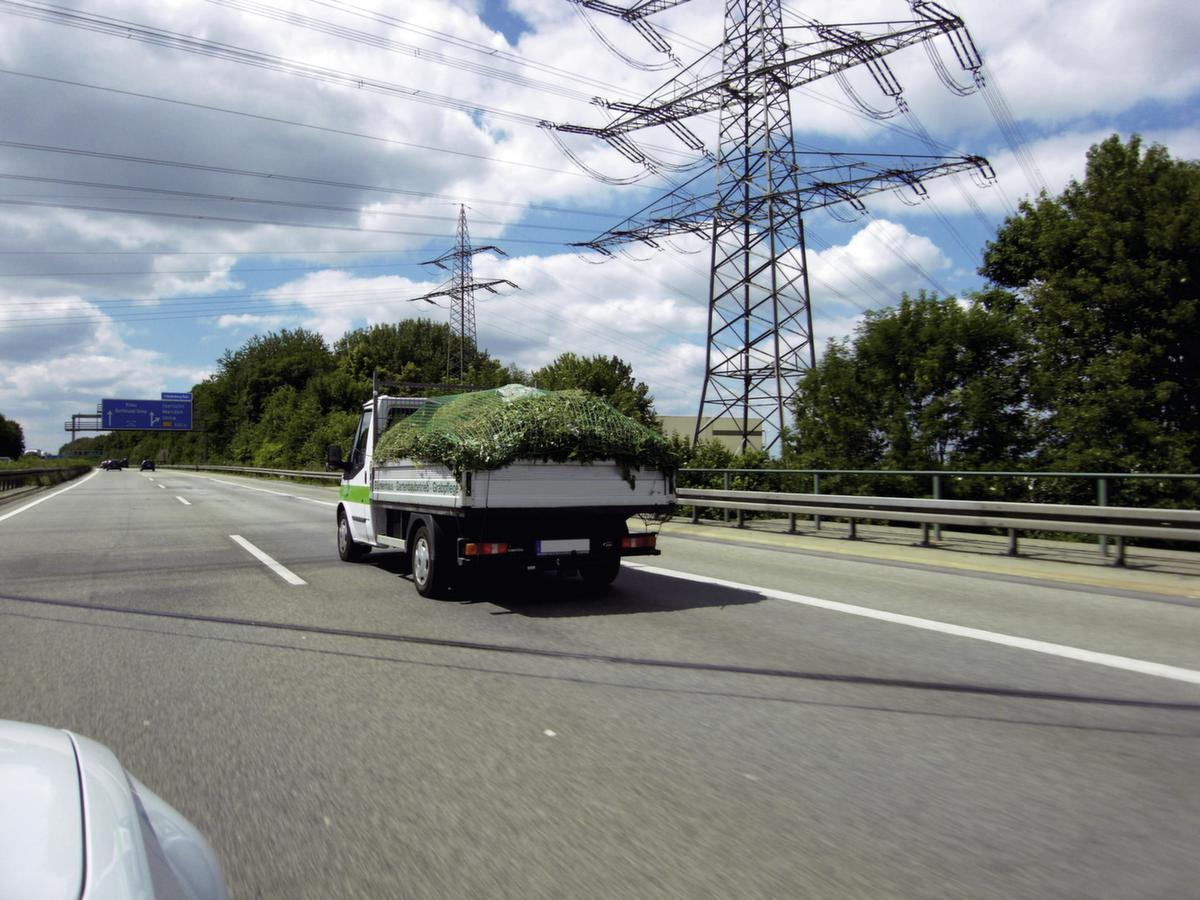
176, 496, 191, 506
194, 475, 337, 508
0, 469, 99, 524
623, 561, 1200, 686
229, 534, 306, 585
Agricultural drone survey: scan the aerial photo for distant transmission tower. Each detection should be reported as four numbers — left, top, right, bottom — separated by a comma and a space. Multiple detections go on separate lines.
413, 205, 517, 382
549, 0, 993, 452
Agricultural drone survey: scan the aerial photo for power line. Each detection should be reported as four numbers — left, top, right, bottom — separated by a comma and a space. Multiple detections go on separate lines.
0, 197, 576, 246
0, 171, 602, 236
203, 0, 599, 103
307, 0, 624, 94
0, 249, 422, 256
0, 137, 625, 221
0, 260, 427, 278
0, 1, 554, 129
6, 3, 709, 178
0, 68, 599, 182
0, 284, 411, 315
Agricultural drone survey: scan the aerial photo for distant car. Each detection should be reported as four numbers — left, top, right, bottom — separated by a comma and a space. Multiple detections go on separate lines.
0, 719, 230, 900
100, 459, 118, 470
141, 459, 156, 471
119, 457, 130, 468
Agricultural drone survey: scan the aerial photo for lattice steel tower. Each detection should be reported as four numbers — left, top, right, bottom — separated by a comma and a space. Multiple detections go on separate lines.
420, 206, 515, 382
701, 0, 811, 454
552, 0, 992, 452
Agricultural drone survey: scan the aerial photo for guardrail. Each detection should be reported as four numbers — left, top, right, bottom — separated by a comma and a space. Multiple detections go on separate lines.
676, 487, 1200, 566
679, 466, 1200, 558
0, 465, 91, 493
154, 463, 1198, 566
162, 464, 340, 481
680, 468, 1199, 510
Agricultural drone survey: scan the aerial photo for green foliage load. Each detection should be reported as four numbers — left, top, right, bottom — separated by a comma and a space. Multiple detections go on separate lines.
375, 384, 679, 473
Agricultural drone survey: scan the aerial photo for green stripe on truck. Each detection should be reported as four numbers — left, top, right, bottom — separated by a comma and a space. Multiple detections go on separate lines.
339, 484, 370, 503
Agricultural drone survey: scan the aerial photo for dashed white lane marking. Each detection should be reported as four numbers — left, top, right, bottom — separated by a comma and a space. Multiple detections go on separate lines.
158, 484, 166, 489
199, 475, 337, 508
229, 534, 306, 586
623, 561, 1200, 686
0, 469, 99, 524
176, 496, 191, 506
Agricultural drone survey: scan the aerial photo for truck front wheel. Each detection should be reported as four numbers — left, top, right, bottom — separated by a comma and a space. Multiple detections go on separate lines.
410, 523, 450, 598
337, 510, 368, 562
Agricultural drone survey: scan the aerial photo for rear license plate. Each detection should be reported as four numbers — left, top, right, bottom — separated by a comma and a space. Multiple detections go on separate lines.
536, 538, 590, 555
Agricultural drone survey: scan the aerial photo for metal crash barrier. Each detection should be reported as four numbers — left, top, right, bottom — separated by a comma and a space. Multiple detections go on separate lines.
163, 464, 340, 482
0, 465, 91, 495
676, 487, 1200, 566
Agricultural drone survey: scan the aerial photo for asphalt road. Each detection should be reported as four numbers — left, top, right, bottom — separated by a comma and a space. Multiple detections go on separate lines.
2, 469, 1198, 899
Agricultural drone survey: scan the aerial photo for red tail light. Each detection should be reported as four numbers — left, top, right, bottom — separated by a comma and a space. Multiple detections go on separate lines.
464, 542, 508, 556
620, 534, 657, 550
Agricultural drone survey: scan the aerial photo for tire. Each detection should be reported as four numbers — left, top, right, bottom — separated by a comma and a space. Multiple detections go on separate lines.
410, 523, 450, 598
337, 510, 367, 562
578, 553, 621, 588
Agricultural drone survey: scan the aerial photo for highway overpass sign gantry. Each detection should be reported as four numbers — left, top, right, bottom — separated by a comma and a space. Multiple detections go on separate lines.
99, 393, 192, 431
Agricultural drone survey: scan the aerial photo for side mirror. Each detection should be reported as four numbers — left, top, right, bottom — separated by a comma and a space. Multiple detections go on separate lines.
326, 444, 345, 472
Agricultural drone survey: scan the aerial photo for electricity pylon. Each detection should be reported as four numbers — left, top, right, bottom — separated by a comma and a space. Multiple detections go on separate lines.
412, 205, 517, 382
549, 0, 992, 452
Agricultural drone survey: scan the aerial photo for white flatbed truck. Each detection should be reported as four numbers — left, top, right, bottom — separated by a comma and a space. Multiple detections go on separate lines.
328, 394, 674, 597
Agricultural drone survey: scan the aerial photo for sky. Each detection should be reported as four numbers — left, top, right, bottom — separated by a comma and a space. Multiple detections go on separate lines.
0, 0, 1197, 453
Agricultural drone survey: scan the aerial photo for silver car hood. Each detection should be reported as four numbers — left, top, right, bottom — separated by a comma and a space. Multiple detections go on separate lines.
0, 720, 85, 900
0, 720, 228, 900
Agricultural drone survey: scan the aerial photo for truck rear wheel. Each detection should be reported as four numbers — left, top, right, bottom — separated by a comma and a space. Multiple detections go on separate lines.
578, 553, 621, 588
337, 510, 368, 562
410, 523, 450, 598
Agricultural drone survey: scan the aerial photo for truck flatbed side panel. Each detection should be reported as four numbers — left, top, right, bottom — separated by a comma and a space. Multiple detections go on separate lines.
476, 460, 671, 511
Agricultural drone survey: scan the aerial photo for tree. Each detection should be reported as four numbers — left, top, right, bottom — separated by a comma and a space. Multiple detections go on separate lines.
532, 353, 656, 427
981, 134, 1200, 474
789, 292, 1031, 475
200, 328, 335, 454
787, 337, 885, 470
0, 413, 25, 458
334, 319, 512, 388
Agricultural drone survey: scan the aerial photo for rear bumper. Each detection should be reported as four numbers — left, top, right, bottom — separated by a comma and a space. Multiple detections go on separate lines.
455, 538, 659, 570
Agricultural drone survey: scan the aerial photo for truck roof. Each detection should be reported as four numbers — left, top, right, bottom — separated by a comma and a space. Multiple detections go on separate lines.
362, 396, 427, 412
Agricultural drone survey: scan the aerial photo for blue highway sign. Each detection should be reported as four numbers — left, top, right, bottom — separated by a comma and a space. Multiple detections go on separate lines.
101, 398, 193, 431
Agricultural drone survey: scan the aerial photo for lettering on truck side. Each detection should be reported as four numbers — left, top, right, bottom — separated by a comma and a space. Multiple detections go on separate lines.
373, 478, 459, 495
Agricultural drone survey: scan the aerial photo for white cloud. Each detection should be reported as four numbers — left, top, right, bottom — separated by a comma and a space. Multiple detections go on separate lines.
967, 0, 1200, 125
216, 313, 288, 331
1, 0, 1195, 448
0, 295, 207, 451
0, 295, 109, 363
255, 219, 944, 416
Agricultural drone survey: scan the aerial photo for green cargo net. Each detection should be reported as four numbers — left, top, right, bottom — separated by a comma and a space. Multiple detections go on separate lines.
375, 384, 679, 475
